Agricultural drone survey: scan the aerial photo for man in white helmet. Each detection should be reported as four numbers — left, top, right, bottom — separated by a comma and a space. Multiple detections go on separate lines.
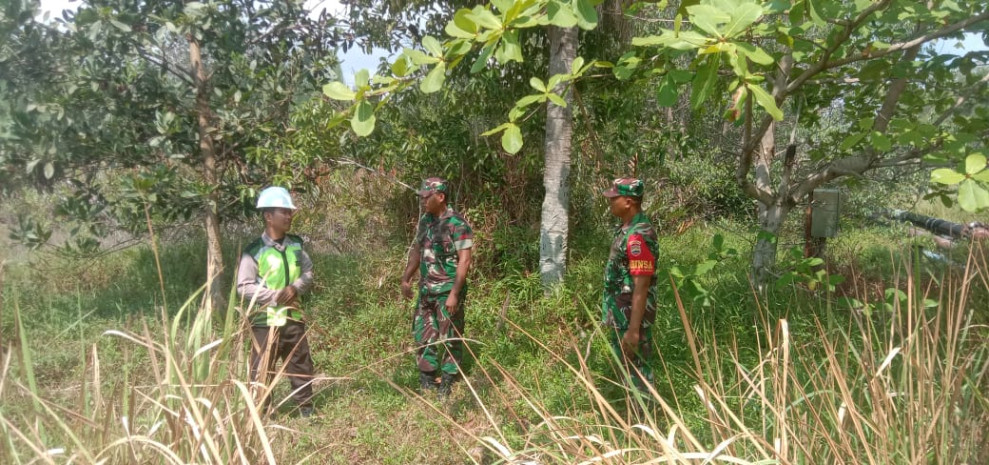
236, 186, 316, 418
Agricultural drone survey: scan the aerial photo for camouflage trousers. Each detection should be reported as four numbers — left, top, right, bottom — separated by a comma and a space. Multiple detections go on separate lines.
413, 292, 465, 375
608, 325, 654, 392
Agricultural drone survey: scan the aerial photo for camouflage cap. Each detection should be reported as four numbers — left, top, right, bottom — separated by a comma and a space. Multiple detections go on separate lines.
603, 177, 644, 198
417, 177, 449, 197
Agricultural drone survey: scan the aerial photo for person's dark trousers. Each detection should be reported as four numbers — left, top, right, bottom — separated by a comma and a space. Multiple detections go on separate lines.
249, 323, 315, 408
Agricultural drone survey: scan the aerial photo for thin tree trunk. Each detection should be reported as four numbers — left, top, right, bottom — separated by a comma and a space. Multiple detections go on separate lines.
189, 36, 226, 312
539, 25, 576, 288
753, 201, 789, 290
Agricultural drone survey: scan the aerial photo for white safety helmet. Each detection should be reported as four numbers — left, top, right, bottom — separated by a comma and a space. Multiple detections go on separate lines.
256, 186, 297, 210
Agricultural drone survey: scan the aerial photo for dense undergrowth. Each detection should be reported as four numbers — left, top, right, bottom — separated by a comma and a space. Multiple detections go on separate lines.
1, 221, 987, 464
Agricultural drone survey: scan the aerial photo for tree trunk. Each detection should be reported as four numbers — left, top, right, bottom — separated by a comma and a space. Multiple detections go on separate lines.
539, 25, 577, 288
752, 201, 789, 290
189, 36, 226, 312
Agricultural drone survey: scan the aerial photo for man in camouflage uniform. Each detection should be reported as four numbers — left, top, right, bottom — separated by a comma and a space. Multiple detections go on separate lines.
237, 186, 316, 417
401, 177, 474, 397
602, 177, 659, 392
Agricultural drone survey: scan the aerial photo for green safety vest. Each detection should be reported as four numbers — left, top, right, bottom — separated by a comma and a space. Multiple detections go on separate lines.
246, 234, 305, 326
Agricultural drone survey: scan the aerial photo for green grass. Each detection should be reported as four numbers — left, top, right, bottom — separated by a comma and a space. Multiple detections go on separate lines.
2, 223, 987, 464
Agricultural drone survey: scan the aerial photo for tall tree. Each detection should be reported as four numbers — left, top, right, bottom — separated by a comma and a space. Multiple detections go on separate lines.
539, 25, 577, 286
1, 0, 343, 308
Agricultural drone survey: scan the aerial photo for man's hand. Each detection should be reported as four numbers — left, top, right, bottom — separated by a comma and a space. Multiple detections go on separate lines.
445, 293, 459, 315
401, 279, 414, 300
275, 285, 297, 305
620, 327, 641, 357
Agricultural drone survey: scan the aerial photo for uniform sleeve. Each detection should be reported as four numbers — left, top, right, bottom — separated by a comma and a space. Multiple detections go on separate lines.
291, 248, 314, 295
627, 233, 656, 276
452, 218, 474, 250
236, 252, 278, 307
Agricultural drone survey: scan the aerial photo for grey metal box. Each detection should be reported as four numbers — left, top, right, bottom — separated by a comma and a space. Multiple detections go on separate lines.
812, 188, 840, 238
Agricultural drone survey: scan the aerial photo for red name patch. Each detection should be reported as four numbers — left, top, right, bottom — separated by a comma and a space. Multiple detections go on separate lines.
627, 234, 655, 276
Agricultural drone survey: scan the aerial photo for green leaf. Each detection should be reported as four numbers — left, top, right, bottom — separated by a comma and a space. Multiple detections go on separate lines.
747, 83, 783, 120
574, 0, 599, 29
869, 132, 891, 151
571, 56, 585, 74
355, 69, 370, 88
481, 123, 511, 137
930, 168, 965, 185
44, 162, 54, 179
958, 180, 989, 212
840, 132, 866, 151
491, 0, 513, 13
657, 76, 679, 107
502, 123, 524, 154
495, 30, 523, 63
687, 4, 731, 38
471, 44, 494, 74
721, 2, 764, 38
322, 82, 355, 101
547, 92, 567, 107
736, 43, 774, 65
422, 36, 443, 57
446, 9, 478, 38
421, 63, 446, 93
690, 55, 720, 110
350, 101, 376, 136
110, 19, 131, 32
972, 169, 989, 182
466, 7, 502, 30
965, 153, 987, 175
529, 77, 547, 92
391, 56, 410, 77
516, 94, 544, 108
670, 69, 693, 83
547, 0, 578, 28
614, 53, 640, 80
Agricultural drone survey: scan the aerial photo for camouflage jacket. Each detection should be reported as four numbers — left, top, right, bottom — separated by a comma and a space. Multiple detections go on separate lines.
416, 206, 474, 296
602, 212, 659, 329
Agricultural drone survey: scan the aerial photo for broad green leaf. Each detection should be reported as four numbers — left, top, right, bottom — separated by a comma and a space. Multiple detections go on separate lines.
491, 0, 513, 13
574, 0, 599, 30
502, 123, 523, 154
446, 9, 478, 38
471, 44, 494, 74
547, 0, 578, 28
516, 94, 544, 108
44, 162, 54, 179
930, 168, 964, 185
350, 101, 376, 136
322, 82, 355, 101
670, 69, 693, 83
965, 153, 987, 175
405, 48, 438, 65
466, 7, 502, 30
747, 83, 783, 120
957, 179, 989, 212
110, 19, 131, 32
422, 36, 443, 57
869, 132, 891, 151
806, 0, 825, 26
421, 63, 446, 93
695, 259, 717, 276
736, 43, 774, 65
972, 169, 989, 182
547, 93, 567, 107
571, 56, 585, 74
529, 77, 547, 92
355, 69, 370, 88
840, 132, 866, 151
657, 76, 679, 107
720, 1, 763, 38
391, 56, 410, 77
481, 122, 511, 137
687, 4, 731, 38
690, 55, 719, 110
495, 30, 523, 63
613, 52, 640, 80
